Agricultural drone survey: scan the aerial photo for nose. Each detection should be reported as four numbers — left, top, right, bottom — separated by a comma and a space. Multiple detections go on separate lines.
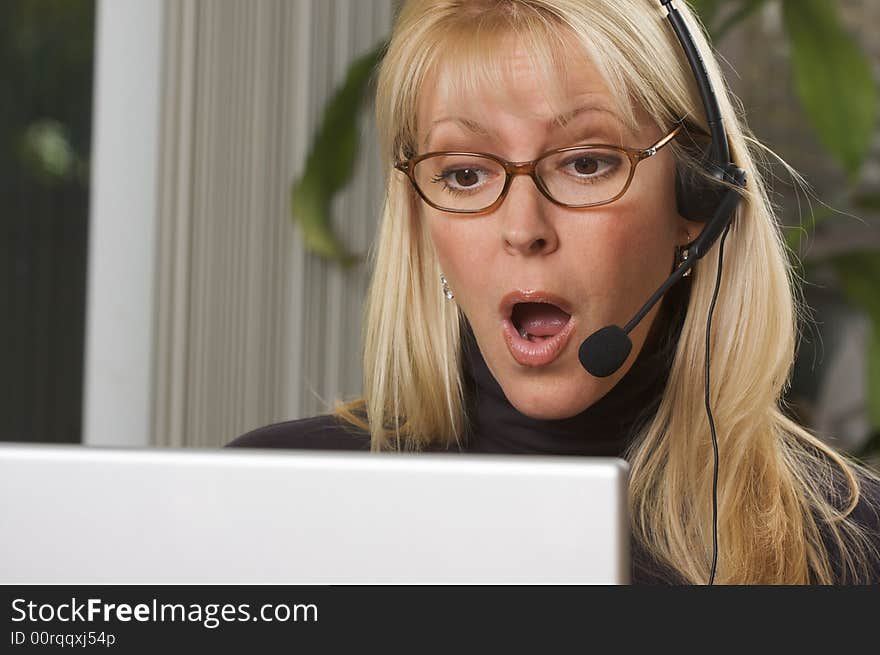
500, 174, 559, 256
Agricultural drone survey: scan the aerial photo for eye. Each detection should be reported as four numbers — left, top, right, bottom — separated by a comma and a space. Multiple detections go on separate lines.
572, 157, 599, 175
446, 168, 481, 188
559, 153, 622, 181
430, 166, 493, 194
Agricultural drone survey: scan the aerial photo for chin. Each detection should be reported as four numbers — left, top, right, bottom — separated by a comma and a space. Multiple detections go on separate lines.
503, 380, 605, 420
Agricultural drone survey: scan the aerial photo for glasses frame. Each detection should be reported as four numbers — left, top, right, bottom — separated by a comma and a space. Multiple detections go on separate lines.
394, 123, 683, 215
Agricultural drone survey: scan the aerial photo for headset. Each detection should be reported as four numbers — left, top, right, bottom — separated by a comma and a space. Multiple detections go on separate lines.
577, 0, 748, 585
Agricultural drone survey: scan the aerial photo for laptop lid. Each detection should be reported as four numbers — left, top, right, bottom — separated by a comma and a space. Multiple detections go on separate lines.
0, 443, 630, 584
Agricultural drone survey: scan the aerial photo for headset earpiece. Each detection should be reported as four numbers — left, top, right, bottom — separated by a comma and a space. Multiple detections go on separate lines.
671, 123, 730, 224
674, 164, 730, 224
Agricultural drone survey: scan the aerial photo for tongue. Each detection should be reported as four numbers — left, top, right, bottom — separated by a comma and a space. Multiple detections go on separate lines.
513, 302, 571, 338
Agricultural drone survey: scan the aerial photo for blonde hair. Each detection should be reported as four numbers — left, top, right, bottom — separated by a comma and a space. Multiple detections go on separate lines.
333, 0, 880, 583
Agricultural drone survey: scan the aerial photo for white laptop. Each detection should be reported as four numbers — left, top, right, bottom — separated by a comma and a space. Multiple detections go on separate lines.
0, 443, 630, 584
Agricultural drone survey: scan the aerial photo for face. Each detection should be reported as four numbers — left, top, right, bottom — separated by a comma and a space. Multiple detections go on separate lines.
414, 44, 700, 420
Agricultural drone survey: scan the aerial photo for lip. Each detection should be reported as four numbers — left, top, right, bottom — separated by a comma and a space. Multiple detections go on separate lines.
498, 290, 576, 368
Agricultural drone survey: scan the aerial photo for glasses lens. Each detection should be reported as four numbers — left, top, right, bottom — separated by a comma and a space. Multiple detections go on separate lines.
536, 147, 632, 206
412, 154, 505, 212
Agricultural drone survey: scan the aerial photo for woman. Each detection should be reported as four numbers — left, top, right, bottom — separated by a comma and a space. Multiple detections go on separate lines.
228, 0, 880, 584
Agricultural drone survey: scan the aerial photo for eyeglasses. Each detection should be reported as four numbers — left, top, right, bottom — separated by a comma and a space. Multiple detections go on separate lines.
394, 123, 682, 215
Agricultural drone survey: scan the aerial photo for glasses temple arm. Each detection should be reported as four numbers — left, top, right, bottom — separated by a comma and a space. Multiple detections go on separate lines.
639, 123, 683, 159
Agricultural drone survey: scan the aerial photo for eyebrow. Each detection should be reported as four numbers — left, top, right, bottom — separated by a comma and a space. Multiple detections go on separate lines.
422, 104, 624, 149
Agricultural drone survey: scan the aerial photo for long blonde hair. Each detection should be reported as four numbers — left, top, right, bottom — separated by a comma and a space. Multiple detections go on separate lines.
333, 0, 880, 583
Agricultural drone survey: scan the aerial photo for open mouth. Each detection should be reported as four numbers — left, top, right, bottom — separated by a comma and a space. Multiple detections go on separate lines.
510, 302, 572, 341
502, 301, 576, 367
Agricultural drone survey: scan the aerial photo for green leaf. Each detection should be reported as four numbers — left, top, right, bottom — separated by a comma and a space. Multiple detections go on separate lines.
782, 0, 877, 180
19, 119, 78, 185
830, 251, 880, 429
290, 40, 388, 266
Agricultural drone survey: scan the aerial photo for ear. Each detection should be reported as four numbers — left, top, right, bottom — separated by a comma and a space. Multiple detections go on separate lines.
677, 214, 707, 247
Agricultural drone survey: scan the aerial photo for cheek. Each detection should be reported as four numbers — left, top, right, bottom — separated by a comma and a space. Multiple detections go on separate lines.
604, 170, 678, 290
426, 213, 491, 300
564, 197, 677, 331
426, 213, 457, 261
619, 212, 675, 272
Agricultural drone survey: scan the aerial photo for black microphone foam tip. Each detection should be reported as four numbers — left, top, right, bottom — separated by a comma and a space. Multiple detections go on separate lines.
578, 325, 632, 378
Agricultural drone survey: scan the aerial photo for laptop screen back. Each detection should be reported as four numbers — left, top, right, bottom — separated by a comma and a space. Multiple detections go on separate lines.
0, 444, 630, 584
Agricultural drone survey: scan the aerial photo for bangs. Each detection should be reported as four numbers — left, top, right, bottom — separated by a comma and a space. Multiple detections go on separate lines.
415, 3, 642, 147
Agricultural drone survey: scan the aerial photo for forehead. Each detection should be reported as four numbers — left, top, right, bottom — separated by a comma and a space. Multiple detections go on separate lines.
416, 36, 640, 149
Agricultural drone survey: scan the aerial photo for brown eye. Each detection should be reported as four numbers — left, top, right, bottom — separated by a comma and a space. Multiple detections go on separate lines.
573, 158, 599, 175
453, 169, 480, 187
419, 154, 504, 208
555, 151, 622, 182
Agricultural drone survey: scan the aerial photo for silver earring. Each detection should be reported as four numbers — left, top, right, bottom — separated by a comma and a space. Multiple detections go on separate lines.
440, 273, 454, 300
